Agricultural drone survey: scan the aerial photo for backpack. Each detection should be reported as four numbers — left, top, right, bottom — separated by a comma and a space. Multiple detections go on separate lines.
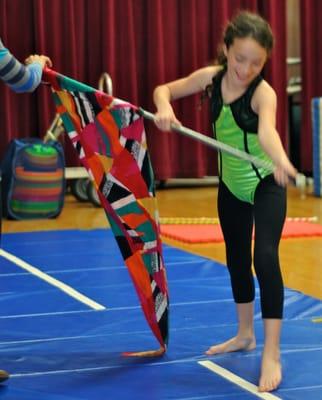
1, 138, 65, 220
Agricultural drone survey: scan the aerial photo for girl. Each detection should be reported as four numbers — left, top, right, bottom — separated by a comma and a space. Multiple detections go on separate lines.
153, 11, 297, 393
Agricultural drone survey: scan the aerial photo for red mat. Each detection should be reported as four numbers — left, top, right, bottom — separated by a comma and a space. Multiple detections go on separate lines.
160, 221, 322, 244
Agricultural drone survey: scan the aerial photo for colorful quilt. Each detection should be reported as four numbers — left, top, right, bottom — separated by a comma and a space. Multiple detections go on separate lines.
43, 69, 169, 356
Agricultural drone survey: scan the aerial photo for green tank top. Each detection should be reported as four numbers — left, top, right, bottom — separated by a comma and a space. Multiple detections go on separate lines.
210, 69, 272, 204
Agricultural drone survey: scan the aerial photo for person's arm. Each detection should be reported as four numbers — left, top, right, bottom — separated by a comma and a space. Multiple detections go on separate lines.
153, 65, 220, 131
0, 39, 52, 93
254, 81, 297, 186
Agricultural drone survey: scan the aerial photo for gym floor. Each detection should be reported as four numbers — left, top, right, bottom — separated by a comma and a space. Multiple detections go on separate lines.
1, 182, 321, 399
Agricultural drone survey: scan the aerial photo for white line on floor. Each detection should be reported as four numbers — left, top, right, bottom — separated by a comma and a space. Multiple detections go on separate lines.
0, 249, 105, 311
198, 360, 282, 400
0, 309, 96, 319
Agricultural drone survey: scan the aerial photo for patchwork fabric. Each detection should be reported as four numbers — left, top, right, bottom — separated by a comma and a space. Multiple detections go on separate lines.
43, 69, 169, 355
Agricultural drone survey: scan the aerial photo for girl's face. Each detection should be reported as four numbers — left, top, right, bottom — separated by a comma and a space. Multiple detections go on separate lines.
224, 37, 268, 88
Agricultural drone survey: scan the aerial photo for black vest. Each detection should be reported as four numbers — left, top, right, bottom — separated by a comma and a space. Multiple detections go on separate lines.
210, 69, 263, 134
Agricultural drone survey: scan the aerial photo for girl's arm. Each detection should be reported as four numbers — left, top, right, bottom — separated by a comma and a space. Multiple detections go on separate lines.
254, 81, 297, 186
153, 65, 220, 131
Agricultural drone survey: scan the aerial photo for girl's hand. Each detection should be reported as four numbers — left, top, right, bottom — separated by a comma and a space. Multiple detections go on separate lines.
273, 158, 297, 187
154, 106, 181, 132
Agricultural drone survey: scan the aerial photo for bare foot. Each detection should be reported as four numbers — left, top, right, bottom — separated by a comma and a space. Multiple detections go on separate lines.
258, 353, 282, 392
205, 336, 256, 355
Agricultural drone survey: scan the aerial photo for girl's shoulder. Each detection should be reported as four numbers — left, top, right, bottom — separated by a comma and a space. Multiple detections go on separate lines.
199, 64, 223, 79
252, 79, 277, 113
191, 65, 223, 91
254, 79, 276, 101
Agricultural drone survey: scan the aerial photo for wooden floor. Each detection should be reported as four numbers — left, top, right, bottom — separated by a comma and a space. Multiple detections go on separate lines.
2, 181, 322, 300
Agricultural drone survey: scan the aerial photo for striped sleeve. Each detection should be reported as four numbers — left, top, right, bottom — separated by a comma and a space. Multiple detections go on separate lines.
0, 39, 42, 93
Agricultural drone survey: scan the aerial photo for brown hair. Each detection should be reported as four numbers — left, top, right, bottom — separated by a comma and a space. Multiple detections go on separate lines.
200, 11, 274, 105
217, 11, 274, 65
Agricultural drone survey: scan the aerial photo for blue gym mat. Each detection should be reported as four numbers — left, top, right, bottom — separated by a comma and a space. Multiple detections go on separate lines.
0, 228, 321, 399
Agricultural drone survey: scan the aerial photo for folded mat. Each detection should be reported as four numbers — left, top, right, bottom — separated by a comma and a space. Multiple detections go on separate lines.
160, 220, 322, 244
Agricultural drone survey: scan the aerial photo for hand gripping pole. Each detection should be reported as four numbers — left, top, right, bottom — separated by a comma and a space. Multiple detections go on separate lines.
139, 108, 306, 191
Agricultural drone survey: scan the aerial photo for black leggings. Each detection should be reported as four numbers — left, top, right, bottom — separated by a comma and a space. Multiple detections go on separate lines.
218, 175, 286, 319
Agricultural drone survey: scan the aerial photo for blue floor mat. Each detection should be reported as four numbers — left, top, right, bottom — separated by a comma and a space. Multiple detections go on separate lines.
0, 228, 321, 399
